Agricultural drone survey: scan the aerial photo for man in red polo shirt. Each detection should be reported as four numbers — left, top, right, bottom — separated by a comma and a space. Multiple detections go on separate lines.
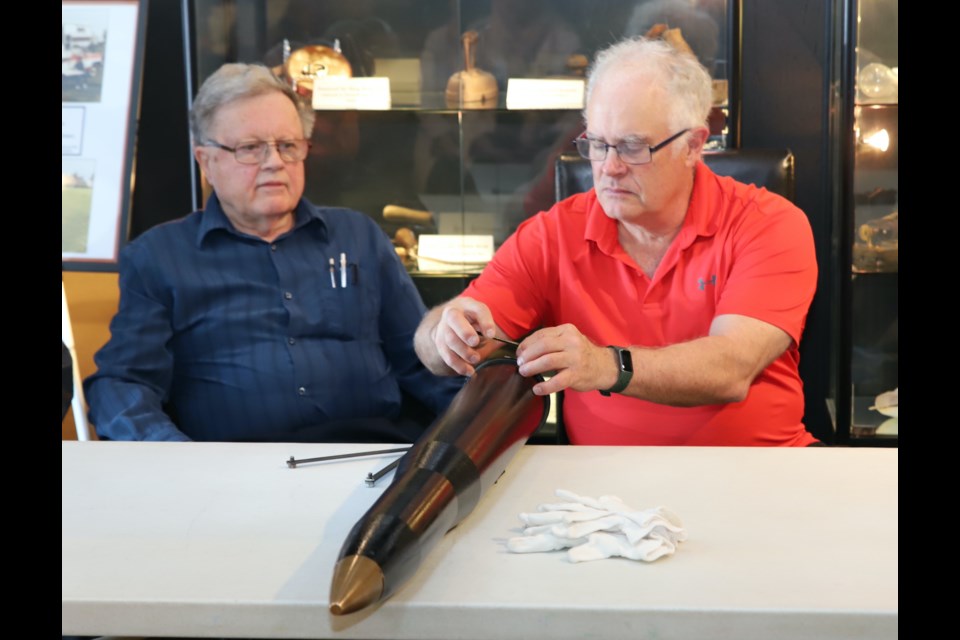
414, 37, 818, 446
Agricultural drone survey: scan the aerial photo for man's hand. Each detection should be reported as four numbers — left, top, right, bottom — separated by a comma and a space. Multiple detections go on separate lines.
414, 297, 504, 376
514, 324, 618, 396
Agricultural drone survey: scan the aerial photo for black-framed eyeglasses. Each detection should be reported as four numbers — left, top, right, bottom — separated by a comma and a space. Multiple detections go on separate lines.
573, 129, 690, 165
202, 139, 311, 164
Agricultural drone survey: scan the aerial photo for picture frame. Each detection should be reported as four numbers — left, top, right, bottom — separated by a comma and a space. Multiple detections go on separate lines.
62, 0, 148, 270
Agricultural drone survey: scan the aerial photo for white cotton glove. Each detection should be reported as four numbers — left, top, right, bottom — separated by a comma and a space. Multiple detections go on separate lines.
507, 489, 687, 563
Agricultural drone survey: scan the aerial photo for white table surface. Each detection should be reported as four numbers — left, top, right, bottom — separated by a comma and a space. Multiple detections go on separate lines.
62, 442, 898, 640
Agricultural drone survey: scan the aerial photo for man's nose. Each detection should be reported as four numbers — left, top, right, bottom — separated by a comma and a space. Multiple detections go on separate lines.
260, 142, 285, 167
600, 147, 628, 175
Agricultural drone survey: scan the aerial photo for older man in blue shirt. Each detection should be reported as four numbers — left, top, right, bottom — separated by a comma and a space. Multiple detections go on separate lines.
85, 63, 463, 442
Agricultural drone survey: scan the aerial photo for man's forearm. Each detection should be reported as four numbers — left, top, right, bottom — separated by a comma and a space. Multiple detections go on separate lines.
85, 377, 189, 441
617, 316, 791, 406
617, 338, 755, 406
518, 316, 789, 405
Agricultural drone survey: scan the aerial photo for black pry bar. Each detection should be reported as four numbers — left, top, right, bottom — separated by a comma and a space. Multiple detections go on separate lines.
365, 457, 402, 487
286, 447, 409, 469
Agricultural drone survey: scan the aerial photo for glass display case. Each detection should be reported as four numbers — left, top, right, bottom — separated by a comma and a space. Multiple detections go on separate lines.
834, 0, 898, 444
185, 0, 734, 306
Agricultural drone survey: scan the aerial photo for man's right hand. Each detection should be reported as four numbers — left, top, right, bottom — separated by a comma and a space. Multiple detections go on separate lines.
414, 297, 503, 376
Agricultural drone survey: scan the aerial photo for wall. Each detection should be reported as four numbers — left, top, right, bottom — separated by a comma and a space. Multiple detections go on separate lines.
61, 0, 190, 441
62, 272, 119, 440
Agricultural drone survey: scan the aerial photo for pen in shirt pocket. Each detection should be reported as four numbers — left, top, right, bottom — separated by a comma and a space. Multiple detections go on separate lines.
329, 254, 359, 288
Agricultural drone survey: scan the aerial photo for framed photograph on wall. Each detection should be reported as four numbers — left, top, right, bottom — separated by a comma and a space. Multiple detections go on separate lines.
62, 0, 148, 270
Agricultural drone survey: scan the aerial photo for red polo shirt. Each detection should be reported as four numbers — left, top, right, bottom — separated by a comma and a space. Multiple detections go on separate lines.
464, 162, 817, 446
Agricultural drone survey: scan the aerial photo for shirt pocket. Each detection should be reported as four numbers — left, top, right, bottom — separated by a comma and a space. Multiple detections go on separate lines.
309, 259, 380, 340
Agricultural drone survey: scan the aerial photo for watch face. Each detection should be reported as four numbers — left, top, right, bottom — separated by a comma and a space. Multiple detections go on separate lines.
619, 348, 633, 372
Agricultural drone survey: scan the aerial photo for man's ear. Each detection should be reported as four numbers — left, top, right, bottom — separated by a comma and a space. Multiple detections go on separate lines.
194, 146, 212, 183
684, 127, 710, 166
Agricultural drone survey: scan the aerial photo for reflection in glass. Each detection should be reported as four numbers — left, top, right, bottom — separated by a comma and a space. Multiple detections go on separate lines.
187, 0, 732, 270
421, 0, 583, 98
623, 0, 720, 73
847, 0, 898, 438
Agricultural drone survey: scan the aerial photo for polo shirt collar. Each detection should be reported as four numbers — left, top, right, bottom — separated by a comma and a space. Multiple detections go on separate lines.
676, 161, 721, 244
196, 194, 328, 247
583, 191, 620, 256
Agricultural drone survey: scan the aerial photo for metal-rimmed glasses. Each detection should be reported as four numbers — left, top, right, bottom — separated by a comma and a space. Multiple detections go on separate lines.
202, 139, 311, 164
573, 128, 689, 165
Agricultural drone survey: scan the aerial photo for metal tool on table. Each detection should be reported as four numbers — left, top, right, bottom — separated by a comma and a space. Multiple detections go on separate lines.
286, 447, 408, 487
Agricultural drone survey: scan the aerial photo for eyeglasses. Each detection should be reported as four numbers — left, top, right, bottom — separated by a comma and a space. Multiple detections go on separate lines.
202, 139, 311, 164
573, 129, 689, 165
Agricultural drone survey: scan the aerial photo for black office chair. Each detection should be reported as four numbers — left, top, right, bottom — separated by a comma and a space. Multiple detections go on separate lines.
554, 148, 796, 204
535, 148, 797, 444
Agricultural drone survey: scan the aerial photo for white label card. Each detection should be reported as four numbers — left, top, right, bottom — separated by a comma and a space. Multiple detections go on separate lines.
312, 77, 392, 110
417, 235, 494, 273
506, 78, 585, 110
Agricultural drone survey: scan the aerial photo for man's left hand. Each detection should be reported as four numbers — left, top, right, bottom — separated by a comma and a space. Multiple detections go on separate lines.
514, 324, 619, 396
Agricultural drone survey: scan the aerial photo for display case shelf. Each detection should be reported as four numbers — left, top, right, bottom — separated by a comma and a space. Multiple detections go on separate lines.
832, 0, 898, 445
186, 0, 736, 282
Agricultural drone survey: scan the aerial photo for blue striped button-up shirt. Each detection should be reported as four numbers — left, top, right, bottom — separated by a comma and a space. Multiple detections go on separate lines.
85, 195, 463, 442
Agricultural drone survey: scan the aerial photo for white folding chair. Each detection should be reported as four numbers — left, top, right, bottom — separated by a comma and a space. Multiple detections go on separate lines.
62, 280, 92, 440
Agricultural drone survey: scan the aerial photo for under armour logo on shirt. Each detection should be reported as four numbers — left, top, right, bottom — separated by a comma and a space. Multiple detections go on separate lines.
698, 275, 717, 290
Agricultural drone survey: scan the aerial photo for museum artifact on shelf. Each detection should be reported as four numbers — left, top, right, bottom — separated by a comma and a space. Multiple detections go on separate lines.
283, 40, 352, 96
870, 387, 898, 436
445, 30, 498, 108
853, 210, 897, 272
644, 23, 695, 57
384, 204, 436, 269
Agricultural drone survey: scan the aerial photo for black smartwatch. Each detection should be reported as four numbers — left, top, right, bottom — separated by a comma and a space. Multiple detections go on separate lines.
599, 346, 633, 397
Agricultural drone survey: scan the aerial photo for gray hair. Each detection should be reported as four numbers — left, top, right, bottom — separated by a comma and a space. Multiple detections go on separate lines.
585, 37, 712, 132
189, 63, 315, 144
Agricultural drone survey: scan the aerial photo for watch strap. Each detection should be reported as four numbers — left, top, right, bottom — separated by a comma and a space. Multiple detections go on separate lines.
599, 346, 632, 397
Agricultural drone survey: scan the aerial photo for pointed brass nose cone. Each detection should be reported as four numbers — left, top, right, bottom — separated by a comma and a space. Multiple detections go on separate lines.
329, 554, 384, 615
